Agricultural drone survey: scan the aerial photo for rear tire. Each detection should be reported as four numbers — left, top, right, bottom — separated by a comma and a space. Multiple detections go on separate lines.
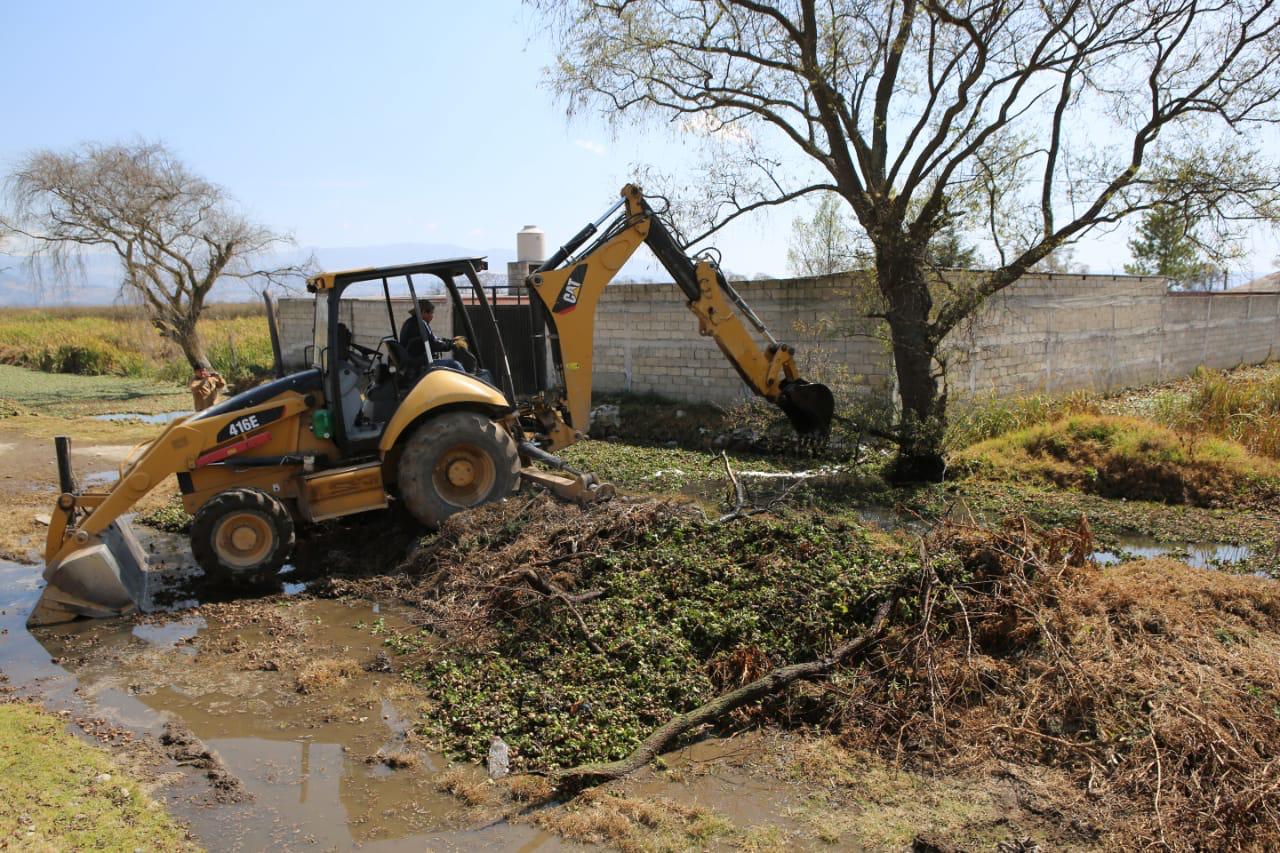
397, 411, 519, 529
191, 488, 295, 585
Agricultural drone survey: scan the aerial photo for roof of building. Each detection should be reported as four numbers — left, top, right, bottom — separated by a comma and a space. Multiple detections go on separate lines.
1231, 272, 1280, 293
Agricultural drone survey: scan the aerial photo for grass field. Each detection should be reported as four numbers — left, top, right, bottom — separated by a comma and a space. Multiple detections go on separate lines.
0, 702, 192, 850
0, 364, 188, 417
0, 304, 273, 386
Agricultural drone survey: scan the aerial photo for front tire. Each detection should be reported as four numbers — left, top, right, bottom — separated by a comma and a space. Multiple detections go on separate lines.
397, 411, 519, 528
191, 488, 295, 585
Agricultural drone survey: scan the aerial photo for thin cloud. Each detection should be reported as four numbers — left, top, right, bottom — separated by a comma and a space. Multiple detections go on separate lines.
573, 139, 607, 157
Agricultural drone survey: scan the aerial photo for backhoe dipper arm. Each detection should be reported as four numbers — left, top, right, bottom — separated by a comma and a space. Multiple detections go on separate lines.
527, 185, 833, 447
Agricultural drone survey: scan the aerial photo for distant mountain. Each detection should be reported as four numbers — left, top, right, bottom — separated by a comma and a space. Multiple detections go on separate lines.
0, 243, 520, 306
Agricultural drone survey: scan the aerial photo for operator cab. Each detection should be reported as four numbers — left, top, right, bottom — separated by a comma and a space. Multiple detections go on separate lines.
305, 258, 516, 454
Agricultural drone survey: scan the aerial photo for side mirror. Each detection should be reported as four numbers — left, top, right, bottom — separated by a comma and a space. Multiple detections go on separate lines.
303, 344, 316, 368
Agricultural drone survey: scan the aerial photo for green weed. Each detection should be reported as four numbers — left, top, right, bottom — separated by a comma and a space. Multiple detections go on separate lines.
0, 702, 192, 850
955, 414, 1280, 507
0, 364, 188, 416
946, 390, 1101, 449
0, 305, 272, 385
408, 509, 912, 770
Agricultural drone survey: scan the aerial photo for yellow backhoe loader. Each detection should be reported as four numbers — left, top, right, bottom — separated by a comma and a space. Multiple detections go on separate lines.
31, 184, 833, 626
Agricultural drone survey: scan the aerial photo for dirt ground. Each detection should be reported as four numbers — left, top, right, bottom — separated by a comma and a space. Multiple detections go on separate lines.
0, 399, 1086, 850
0, 413, 179, 561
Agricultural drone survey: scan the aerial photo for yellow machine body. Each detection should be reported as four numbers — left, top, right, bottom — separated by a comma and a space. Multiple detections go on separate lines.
527, 184, 833, 448
35, 365, 512, 626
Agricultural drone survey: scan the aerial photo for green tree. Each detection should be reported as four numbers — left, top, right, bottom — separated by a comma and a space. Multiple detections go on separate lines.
789, 195, 978, 277
539, 0, 1280, 481
787, 194, 864, 277
1124, 206, 1215, 289
925, 227, 978, 269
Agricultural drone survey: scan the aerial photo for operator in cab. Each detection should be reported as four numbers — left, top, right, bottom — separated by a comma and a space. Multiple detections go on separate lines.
399, 299, 466, 371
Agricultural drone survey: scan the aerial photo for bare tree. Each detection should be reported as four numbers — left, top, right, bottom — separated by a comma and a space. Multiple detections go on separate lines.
538, 0, 1280, 480
2, 141, 299, 370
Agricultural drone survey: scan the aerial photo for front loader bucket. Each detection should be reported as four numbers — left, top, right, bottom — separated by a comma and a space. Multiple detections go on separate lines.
779, 379, 835, 439
28, 519, 148, 627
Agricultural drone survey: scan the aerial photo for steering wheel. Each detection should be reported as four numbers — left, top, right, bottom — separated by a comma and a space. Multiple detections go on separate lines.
349, 340, 380, 359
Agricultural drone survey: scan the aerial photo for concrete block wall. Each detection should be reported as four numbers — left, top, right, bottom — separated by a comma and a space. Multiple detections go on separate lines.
275, 272, 1280, 403
277, 296, 452, 370
944, 274, 1169, 397
944, 274, 1280, 398
587, 276, 892, 406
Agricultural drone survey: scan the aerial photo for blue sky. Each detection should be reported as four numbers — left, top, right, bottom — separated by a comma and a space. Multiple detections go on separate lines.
3, 1, 1277, 284
2, 2, 714, 271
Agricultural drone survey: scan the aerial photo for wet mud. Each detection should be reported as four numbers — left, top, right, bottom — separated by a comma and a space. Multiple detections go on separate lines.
1, 557, 564, 851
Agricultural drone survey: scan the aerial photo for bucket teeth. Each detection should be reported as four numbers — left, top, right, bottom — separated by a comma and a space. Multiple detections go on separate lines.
30, 519, 148, 627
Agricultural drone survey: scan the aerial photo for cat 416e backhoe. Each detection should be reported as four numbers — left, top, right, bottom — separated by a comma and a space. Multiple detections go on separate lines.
31, 184, 834, 626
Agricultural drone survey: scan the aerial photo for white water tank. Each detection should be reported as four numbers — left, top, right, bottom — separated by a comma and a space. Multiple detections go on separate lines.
516, 225, 545, 264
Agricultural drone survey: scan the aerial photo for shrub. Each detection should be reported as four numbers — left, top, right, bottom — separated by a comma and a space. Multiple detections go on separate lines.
1150, 366, 1280, 460
945, 390, 1101, 449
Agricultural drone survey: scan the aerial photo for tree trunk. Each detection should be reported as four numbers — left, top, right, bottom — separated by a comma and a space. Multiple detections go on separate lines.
174, 321, 212, 371
879, 248, 947, 483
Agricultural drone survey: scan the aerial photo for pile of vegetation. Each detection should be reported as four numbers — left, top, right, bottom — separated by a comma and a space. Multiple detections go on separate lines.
955, 414, 1280, 506
842, 521, 1280, 847
331, 490, 1280, 847
0, 305, 272, 385
354, 496, 912, 770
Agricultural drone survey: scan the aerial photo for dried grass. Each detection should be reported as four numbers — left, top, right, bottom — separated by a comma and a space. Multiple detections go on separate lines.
293, 657, 358, 694
1153, 365, 1280, 460
534, 789, 731, 851
842, 518, 1280, 848
434, 766, 498, 807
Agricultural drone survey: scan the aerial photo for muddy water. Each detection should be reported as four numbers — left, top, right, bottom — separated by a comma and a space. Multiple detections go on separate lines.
91, 410, 191, 424
1091, 536, 1254, 570
0, 559, 562, 851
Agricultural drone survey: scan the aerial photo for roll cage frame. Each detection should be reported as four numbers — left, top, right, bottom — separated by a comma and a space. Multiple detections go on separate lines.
306, 257, 516, 453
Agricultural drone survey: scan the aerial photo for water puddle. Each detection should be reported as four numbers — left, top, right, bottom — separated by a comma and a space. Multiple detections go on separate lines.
0, 558, 563, 850
80, 469, 120, 489
91, 411, 191, 424
1091, 535, 1254, 571
625, 734, 805, 830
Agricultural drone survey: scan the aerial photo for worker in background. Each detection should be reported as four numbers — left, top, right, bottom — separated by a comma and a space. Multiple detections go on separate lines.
398, 299, 467, 371
188, 367, 226, 411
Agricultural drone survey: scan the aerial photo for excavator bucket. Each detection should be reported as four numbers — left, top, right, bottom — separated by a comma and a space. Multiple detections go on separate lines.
779, 379, 835, 439
29, 518, 148, 627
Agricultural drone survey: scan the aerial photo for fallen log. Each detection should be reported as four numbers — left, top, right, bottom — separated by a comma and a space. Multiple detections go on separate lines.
552, 589, 901, 792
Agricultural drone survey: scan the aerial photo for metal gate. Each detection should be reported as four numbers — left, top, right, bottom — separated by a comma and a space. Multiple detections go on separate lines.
463, 287, 547, 399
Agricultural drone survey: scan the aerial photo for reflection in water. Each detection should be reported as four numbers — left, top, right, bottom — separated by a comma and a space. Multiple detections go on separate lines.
1091, 536, 1254, 570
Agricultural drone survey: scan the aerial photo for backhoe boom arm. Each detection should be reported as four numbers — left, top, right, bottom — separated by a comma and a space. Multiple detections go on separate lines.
527, 185, 833, 447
